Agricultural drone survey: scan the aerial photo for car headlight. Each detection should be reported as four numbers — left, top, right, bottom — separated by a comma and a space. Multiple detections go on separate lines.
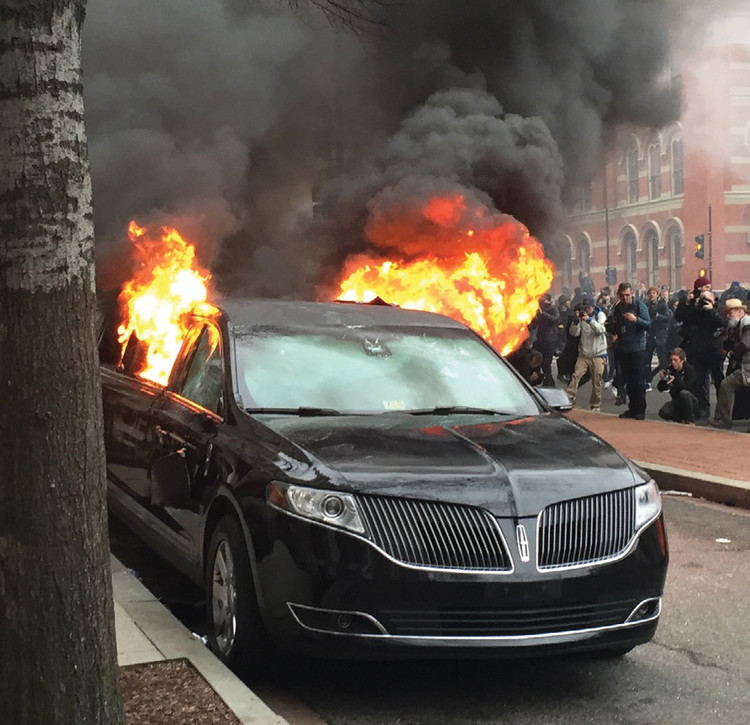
267, 482, 366, 535
634, 479, 662, 530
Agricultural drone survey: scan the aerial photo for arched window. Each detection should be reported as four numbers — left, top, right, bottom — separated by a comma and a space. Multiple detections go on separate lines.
578, 237, 591, 277
647, 229, 660, 285
648, 142, 661, 199
624, 232, 637, 284
671, 138, 683, 195
669, 227, 683, 289
559, 254, 571, 294
627, 145, 639, 203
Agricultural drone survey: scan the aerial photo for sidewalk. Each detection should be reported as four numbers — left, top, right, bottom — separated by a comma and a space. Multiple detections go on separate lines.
112, 555, 289, 725
566, 409, 750, 508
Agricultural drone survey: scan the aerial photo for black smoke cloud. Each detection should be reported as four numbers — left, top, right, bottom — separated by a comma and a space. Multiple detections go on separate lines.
82, 0, 712, 296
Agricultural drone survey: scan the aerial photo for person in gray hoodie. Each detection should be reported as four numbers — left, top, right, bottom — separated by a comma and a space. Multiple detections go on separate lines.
566, 298, 609, 412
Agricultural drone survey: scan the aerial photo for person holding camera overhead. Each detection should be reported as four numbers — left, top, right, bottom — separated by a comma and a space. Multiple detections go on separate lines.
607, 282, 651, 420
656, 348, 700, 424
565, 298, 608, 412
674, 276, 726, 419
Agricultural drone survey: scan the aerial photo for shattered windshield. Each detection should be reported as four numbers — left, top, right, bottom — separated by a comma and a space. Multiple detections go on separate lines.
233, 324, 539, 416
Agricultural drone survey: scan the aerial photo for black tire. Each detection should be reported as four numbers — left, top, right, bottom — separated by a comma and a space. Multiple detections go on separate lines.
205, 514, 269, 679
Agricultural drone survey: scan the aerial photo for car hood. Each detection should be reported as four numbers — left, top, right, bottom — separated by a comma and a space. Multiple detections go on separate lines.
259, 412, 641, 518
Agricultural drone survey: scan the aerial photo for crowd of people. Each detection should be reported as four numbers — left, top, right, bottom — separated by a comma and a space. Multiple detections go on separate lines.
507, 275, 750, 428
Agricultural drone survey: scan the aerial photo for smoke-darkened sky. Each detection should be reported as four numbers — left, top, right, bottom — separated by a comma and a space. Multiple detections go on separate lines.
83, 0, 725, 296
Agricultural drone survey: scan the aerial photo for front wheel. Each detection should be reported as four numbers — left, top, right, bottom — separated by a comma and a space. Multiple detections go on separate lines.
205, 514, 268, 679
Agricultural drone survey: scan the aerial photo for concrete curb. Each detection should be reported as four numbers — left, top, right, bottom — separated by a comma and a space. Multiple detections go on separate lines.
112, 556, 288, 725
634, 460, 750, 509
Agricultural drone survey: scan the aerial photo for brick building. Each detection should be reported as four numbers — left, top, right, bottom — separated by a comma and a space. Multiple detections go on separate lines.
557, 8, 750, 298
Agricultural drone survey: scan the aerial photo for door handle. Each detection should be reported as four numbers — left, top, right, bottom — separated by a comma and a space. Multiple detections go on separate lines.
202, 443, 213, 478
155, 426, 187, 446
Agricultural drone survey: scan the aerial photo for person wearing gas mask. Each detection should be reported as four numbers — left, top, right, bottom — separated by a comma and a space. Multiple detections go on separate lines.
711, 299, 750, 429
528, 292, 559, 387
674, 276, 725, 418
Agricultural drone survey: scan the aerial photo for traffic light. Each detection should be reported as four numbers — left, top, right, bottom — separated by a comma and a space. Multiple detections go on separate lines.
605, 266, 617, 285
694, 234, 705, 259
699, 267, 707, 278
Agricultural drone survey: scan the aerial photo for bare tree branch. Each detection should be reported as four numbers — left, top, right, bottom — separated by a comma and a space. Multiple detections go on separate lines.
287, 0, 400, 30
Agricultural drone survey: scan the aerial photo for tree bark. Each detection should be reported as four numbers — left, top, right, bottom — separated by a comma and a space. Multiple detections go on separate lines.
0, 1, 124, 722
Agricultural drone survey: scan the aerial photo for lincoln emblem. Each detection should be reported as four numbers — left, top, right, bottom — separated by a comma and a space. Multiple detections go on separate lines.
516, 524, 530, 563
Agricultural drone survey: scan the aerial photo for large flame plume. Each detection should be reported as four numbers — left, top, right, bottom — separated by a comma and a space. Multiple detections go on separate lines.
335, 195, 554, 355
117, 221, 211, 385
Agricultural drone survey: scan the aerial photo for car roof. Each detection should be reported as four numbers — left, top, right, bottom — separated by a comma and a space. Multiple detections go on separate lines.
214, 298, 470, 331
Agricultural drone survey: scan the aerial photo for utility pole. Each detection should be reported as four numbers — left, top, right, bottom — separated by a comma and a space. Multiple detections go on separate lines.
708, 204, 714, 282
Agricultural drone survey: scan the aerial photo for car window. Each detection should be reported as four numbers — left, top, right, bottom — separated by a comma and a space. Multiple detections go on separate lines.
233, 325, 539, 416
177, 325, 224, 415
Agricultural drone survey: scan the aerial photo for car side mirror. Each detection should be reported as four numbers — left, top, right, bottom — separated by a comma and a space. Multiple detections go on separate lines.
537, 386, 573, 411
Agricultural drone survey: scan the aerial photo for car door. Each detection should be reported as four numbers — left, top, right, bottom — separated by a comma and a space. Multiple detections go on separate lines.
149, 322, 224, 567
101, 355, 164, 506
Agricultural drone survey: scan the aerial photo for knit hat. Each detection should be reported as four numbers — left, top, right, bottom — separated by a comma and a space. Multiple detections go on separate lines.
581, 297, 595, 306
693, 275, 711, 289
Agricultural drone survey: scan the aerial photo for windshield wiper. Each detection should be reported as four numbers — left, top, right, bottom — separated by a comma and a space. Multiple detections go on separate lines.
245, 407, 344, 416
406, 406, 511, 416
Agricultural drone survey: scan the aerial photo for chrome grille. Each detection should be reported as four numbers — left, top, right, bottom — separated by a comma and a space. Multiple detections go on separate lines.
538, 488, 636, 569
354, 495, 512, 571
379, 599, 638, 636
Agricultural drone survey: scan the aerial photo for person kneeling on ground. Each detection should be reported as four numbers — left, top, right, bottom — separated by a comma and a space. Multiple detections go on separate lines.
656, 348, 700, 424
711, 299, 750, 429
506, 341, 544, 387
566, 297, 608, 412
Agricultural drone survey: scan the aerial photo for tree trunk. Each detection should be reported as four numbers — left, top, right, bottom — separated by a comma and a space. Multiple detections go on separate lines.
0, 2, 124, 723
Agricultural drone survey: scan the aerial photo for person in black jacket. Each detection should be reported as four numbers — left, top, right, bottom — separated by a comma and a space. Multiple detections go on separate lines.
656, 348, 700, 424
644, 285, 671, 388
506, 342, 544, 387
528, 292, 559, 386
607, 282, 651, 419
674, 277, 726, 417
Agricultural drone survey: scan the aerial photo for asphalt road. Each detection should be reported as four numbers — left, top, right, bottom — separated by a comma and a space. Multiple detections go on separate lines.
111, 495, 750, 725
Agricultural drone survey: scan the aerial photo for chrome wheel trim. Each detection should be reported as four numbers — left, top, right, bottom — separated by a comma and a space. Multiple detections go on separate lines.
211, 539, 238, 656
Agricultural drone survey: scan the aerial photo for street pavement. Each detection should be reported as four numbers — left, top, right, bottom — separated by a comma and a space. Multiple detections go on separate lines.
111, 379, 750, 724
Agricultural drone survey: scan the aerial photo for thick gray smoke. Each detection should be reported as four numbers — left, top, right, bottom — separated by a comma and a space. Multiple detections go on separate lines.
82, 0, 715, 296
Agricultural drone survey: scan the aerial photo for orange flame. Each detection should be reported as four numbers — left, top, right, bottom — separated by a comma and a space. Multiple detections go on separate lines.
117, 221, 210, 385
335, 195, 554, 355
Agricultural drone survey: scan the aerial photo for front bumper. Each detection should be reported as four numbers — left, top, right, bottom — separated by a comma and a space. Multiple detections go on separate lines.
253, 511, 668, 658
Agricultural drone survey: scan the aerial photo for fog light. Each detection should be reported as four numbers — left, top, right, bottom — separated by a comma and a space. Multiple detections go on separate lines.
626, 597, 661, 623
337, 614, 352, 630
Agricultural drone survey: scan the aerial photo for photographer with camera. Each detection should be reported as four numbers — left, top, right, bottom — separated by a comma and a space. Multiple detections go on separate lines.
656, 348, 700, 424
607, 282, 651, 419
675, 276, 726, 418
565, 297, 608, 412
711, 298, 750, 429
